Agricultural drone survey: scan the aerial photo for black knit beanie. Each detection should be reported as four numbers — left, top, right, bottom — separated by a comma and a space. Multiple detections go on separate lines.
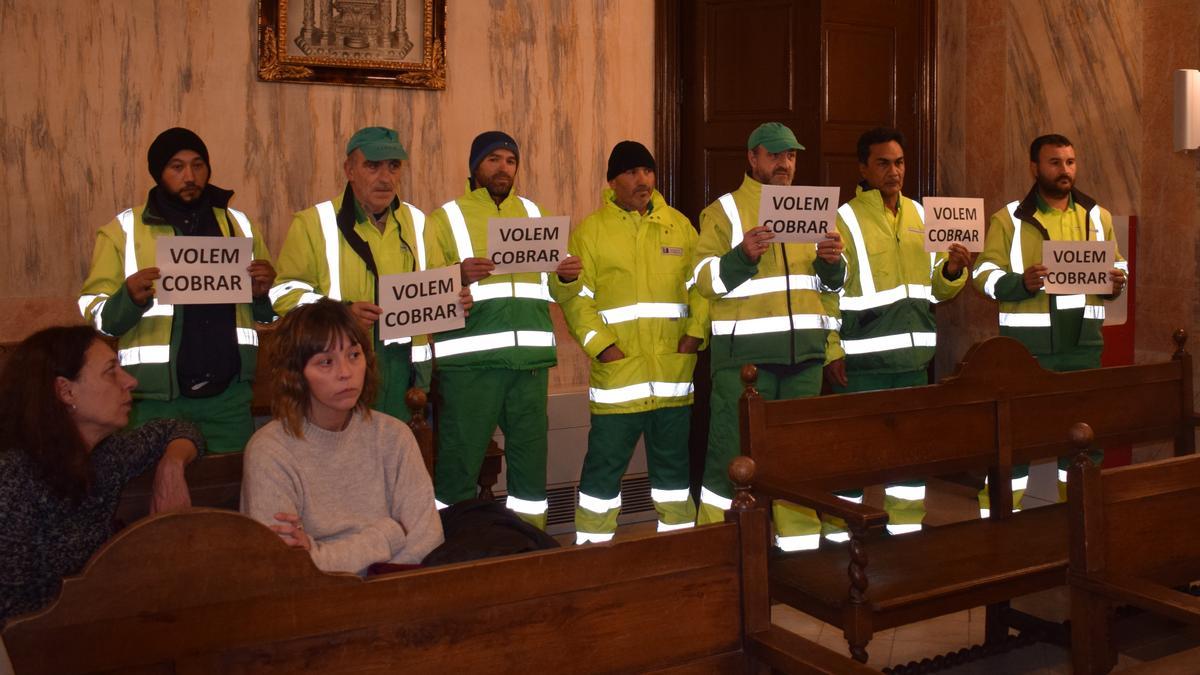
606, 141, 656, 180
147, 127, 209, 183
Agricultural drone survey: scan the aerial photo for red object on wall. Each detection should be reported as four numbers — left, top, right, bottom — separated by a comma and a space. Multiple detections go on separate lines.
1101, 216, 1136, 466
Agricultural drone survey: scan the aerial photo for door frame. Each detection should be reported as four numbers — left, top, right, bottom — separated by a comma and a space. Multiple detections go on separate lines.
654, 0, 939, 203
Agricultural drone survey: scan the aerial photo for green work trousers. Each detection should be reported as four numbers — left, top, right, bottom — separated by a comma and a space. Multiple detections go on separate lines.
130, 380, 253, 454
575, 405, 696, 542
374, 343, 414, 422
435, 368, 549, 529
698, 363, 823, 551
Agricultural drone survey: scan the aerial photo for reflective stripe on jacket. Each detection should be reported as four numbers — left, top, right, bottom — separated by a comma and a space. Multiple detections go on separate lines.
425, 185, 576, 370
562, 189, 709, 414
78, 202, 271, 400
692, 174, 845, 373
829, 185, 965, 373
972, 185, 1127, 356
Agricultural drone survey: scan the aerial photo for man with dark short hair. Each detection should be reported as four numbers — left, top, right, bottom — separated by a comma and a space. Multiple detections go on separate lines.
561, 141, 707, 543
272, 126, 458, 422
424, 131, 583, 529
820, 127, 970, 539
79, 127, 276, 453
691, 122, 845, 550
973, 133, 1127, 512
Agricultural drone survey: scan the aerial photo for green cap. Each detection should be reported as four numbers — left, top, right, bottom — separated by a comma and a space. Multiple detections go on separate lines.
747, 122, 805, 152
346, 126, 409, 161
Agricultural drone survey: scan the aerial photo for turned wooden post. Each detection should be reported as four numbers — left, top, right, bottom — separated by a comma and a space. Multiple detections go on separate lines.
405, 387, 434, 477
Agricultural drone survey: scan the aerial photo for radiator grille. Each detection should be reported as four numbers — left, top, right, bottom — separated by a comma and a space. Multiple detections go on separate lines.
494, 473, 657, 530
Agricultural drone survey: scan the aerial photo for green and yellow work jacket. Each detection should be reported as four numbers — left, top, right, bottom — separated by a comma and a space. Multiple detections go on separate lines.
269, 185, 433, 373
424, 184, 577, 371
692, 174, 845, 373
78, 192, 274, 400
562, 189, 710, 415
827, 185, 966, 374
973, 185, 1126, 356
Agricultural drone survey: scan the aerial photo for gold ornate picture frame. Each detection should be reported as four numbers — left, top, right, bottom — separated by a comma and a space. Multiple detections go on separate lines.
258, 0, 446, 89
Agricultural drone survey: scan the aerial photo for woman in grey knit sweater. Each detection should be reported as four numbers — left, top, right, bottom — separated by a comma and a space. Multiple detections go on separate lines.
0, 326, 203, 626
240, 299, 443, 575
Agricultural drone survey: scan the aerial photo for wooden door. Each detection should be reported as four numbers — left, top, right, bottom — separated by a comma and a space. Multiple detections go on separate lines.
820, 0, 934, 200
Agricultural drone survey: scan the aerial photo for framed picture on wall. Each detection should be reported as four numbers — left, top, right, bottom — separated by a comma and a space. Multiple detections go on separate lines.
257, 0, 446, 89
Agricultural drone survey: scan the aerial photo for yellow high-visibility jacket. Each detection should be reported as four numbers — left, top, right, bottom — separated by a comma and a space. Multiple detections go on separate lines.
828, 185, 965, 373
692, 174, 845, 373
79, 190, 273, 400
562, 189, 709, 414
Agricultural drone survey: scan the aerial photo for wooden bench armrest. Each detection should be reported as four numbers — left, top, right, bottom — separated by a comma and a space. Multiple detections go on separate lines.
754, 478, 889, 530
748, 625, 879, 674
1072, 571, 1200, 625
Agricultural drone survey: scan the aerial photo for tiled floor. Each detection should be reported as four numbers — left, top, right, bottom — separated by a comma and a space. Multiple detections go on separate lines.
771, 587, 1200, 673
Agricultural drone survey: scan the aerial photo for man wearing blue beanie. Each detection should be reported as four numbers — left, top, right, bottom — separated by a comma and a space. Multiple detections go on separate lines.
424, 131, 583, 529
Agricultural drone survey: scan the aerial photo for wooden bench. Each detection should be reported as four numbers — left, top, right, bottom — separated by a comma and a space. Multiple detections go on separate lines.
1068, 424, 1200, 675
4, 459, 877, 675
738, 332, 1197, 667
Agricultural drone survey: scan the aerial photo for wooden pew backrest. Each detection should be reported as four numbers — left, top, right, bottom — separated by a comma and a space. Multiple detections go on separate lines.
1074, 452, 1200, 586
3, 509, 754, 674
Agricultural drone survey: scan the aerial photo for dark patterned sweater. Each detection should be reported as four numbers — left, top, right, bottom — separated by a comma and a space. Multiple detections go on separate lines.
0, 419, 205, 626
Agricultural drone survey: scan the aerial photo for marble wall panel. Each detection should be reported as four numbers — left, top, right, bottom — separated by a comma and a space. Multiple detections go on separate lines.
0, 0, 656, 390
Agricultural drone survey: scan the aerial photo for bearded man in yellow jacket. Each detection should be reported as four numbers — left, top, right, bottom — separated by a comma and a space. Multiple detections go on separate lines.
691, 123, 845, 551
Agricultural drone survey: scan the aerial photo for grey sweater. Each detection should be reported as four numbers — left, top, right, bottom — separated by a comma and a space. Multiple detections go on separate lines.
240, 411, 444, 575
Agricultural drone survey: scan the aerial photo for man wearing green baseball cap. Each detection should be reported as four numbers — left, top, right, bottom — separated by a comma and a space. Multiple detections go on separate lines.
690, 122, 845, 551
271, 126, 464, 421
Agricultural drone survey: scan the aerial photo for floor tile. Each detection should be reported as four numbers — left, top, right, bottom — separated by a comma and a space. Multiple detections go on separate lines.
893, 610, 971, 643
770, 603, 824, 639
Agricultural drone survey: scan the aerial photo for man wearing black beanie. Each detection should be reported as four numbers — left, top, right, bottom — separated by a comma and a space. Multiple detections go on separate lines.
79, 127, 276, 453
423, 131, 583, 529
560, 141, 707, 543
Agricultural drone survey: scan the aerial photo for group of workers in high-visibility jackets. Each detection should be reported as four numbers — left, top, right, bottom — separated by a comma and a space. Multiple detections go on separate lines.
81, 122, 1126, 545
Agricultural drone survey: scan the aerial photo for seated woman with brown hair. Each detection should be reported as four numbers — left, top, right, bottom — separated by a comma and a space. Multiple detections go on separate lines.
0, 326, 203, 625
240, 299, 443, 575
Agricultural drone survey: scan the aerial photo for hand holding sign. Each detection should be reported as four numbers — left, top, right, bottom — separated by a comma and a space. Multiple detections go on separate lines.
943, 243, 972, 279
555, 255, 582, 283
1023, 264, 1048, 293
460, 257, 495, 284
247, 260, 277, 299
487, 216, 569, 274
1109, 266, 1127, 298
757, 186, 840, 243
126, 267, 161, 306
348, 302, 383, 330
739, 226, 775, 263
815, 231, 843, 264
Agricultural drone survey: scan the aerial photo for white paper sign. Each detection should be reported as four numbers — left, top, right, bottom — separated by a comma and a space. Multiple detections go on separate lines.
487, 216, 569, 274
155, 236, 252, 304
757, 185, 840, 243
378, 266, 465, 340
1042, 241, 1116, 295
922, 196, 985, 252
